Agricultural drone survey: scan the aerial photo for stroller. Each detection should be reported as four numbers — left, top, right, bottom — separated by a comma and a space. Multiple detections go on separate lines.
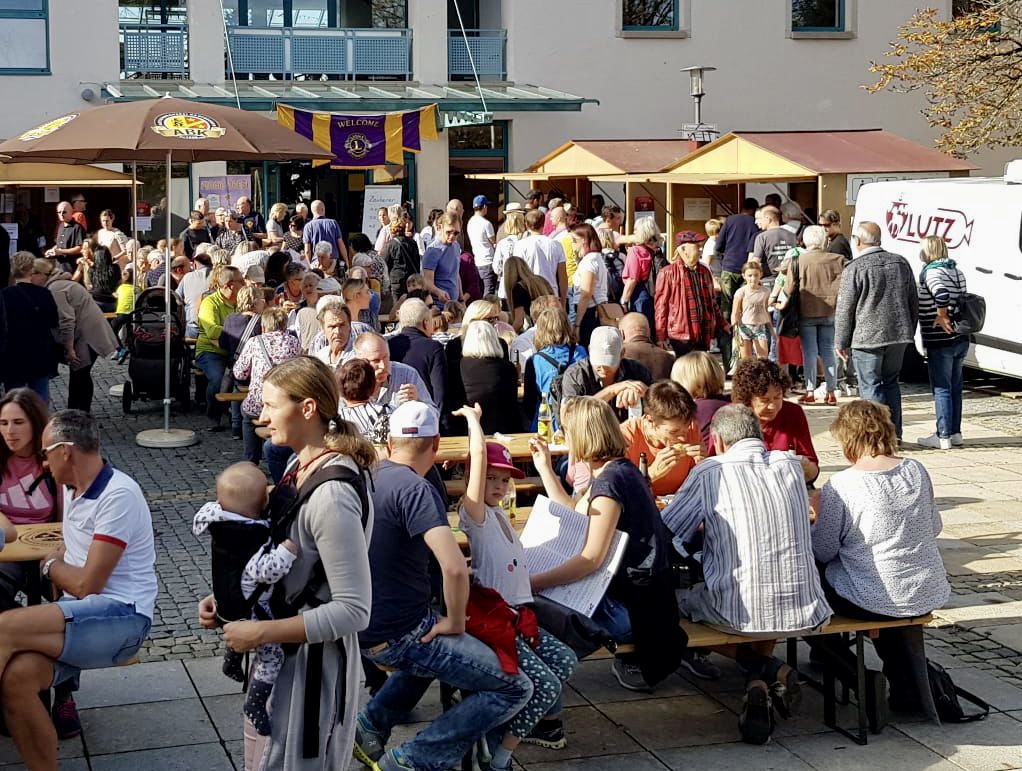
121, 287, 191, 414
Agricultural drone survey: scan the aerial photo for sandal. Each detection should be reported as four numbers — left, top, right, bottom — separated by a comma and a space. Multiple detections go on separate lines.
769, 664, 803, 719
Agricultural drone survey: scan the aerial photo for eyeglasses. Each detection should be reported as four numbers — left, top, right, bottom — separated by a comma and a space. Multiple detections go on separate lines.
42, 441, 74, 455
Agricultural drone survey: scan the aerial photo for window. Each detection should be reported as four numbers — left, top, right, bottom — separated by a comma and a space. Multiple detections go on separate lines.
622, 0, 679, 31
791, 0, 844, 32
0, 0, 48, 73
952, 0, 1000, 31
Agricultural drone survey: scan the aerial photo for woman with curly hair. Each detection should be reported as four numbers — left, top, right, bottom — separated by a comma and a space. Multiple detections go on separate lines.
729, 358, 819, 483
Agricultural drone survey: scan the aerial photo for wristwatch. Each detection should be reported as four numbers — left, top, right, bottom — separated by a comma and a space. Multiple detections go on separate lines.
41, 557, 58, 580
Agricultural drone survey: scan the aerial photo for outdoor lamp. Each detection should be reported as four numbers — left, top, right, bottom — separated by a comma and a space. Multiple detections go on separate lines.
680, 65, 716, 129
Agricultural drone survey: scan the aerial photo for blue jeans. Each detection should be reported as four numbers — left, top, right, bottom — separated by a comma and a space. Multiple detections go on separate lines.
799, 316, 837, 393
477, 263, 498, 296
195, 352, 228, 424
630, 285, 655, 341
263, 440, 294, 483
242, 415, 262, 465
926, 337, 968, 438
361, 611, 533, 771
852, 343, 909, 437
591, 595, 633, 644
52, 595, 151, 687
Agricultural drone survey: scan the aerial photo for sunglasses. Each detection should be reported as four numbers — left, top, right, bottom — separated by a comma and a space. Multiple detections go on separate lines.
42, 441, 74, 455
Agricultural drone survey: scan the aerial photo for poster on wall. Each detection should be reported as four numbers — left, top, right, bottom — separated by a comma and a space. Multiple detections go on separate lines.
2, 224, 17, 257
683, 197, 712, 221
198, 175, 253, 211
361, 185, 403, 239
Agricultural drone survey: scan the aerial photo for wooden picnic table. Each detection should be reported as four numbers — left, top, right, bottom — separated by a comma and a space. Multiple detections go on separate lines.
0, 523, 63, 605
436, 433, 567, 464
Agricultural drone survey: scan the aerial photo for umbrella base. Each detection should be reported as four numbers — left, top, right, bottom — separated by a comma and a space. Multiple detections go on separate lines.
109, 384, 124, 397
135, 428, 199, 449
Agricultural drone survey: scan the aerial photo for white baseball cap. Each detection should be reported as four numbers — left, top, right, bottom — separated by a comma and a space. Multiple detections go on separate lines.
389, 401, 440, 438
589, 326, 623, 368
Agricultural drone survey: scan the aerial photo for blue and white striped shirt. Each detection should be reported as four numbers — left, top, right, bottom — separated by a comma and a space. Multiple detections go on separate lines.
662, 439, 832, 634
376, 361, 433, 409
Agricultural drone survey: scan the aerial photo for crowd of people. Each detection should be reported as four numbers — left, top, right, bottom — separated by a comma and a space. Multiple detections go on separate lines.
0, 187, 970, 770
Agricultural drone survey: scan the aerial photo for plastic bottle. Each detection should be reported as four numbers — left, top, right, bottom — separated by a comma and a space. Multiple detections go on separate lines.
500, 478, 517, 522
537, 394, 553, 442
628, 399, 643, 421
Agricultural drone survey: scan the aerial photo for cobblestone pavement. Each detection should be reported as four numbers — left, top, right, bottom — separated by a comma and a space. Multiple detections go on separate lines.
46, 361, 1022, 673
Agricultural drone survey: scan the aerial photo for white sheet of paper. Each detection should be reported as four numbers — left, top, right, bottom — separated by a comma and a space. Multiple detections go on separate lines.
520, 496, 628, 617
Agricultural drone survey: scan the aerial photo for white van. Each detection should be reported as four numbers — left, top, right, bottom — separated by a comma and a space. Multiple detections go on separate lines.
853, 173, 1022, 379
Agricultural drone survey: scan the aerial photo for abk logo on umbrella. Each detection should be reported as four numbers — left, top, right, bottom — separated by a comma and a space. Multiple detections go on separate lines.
151, 113, 226, 140
18, 113, 78, 141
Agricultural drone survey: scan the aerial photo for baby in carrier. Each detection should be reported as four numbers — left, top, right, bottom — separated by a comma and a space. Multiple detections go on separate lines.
192, 461, 299, 736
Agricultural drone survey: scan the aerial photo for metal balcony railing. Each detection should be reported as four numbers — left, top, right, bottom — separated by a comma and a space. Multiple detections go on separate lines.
226, 27, 412, 80
120, 23, 189, 79
448, 29, 507, 80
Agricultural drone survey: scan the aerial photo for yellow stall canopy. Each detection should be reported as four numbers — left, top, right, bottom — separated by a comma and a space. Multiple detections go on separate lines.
0, 162, 136, 187
467, 139, 692, 181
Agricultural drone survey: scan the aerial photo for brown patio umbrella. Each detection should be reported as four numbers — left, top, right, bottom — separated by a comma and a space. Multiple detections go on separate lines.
0, 96, 333, 163
0, 97, 332, 447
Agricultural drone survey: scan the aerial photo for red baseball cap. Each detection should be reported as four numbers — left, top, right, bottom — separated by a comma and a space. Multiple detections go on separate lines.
675, 230, 708, 246
485, 441, 525, 479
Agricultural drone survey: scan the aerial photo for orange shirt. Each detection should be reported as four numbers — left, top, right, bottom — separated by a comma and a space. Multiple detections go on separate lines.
620, 417, 702, 496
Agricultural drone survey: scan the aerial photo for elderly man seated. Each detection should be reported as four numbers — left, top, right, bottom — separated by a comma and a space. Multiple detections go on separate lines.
661, 404, 831, 745
388, 299, 448, 414
352, 332, 430, 409
0, 411, 156, 771
562, 326, 652, 423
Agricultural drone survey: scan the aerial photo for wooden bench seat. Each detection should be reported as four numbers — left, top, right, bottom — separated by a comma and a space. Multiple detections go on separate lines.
444, 476, 544, 498
215, 392, 246, 402
598, 613, 932, 745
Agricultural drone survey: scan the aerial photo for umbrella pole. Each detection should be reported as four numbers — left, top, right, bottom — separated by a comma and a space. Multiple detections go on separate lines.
131, 161, 138, 246
135, 150, 197, 449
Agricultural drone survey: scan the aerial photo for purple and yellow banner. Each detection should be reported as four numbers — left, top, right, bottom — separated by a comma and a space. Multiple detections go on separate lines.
276, 104, 438, 169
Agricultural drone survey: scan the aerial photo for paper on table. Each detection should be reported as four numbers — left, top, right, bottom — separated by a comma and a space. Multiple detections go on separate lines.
520, 495, 628, 617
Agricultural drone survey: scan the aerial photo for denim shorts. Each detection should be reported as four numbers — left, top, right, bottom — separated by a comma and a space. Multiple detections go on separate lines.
52, 595, 152, 687
738, 323, 771, 342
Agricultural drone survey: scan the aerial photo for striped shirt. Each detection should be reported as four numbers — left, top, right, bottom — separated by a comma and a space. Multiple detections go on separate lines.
918, 261, 966, 348
339, 401, 391, 445
661, 438, 832, 634
377, 361, 433, 409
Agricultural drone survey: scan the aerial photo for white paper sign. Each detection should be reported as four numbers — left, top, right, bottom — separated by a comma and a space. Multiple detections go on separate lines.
520, 496, 628, 617
44, 187, 59, 203
361, 185, 403, 240
133, 216, 152, 232
2, 223, 17, 257
683, 197, 712, 221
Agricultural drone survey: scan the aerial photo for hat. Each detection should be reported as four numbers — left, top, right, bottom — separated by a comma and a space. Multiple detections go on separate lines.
245, 265, 265, 283
472, 195, 491, 209
315, 295, 345, 314
484, 441, 526, 479
389, 401, 440, 438
317, 276, 341, 293
675, 230, 708, 246
505, 202, 523, 213
589, 326, 623, 368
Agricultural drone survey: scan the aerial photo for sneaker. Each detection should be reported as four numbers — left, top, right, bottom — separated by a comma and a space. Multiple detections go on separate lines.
352, 714, 385, 768
769, 665, 802, 719
612, 657, 653, 694
917, 433, 952, 450
378, 748, 414, 771
738, 681, 774, 745
679, 649, 721, 680
115, 347, 129, 365
52, 696, 81, 740
950, 432, 964, 447
522, 718, 566, 750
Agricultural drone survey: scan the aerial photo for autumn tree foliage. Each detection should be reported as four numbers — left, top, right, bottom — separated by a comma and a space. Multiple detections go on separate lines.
867, 1, 1022, 157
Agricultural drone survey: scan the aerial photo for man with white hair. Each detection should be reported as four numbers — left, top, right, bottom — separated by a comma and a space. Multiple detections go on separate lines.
303, 199, 348, 268
662, 403, 831, 745
234, 195, 266, 242
835, 221, 918, 439
353, 332, 430, 408
295, 201, 310, 222
780, 201, 804, 238
312, 241, 336, 275
387, 299, 447, 414
144, 251, 166, 288
195, 197, 217, 235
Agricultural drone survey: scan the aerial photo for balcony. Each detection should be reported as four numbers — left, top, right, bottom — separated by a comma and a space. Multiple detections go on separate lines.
448, 29, 507, 81
120, 23, 189, 79
225, 27, 412, 81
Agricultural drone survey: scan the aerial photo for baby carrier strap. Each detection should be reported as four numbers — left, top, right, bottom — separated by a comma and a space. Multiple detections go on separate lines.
261, 462, 371, 760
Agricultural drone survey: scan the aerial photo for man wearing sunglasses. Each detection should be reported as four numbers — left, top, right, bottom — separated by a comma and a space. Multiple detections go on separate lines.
0, 410, 156, 771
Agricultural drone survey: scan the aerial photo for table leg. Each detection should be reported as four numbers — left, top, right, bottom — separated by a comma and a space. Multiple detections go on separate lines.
24, 564, 42, 606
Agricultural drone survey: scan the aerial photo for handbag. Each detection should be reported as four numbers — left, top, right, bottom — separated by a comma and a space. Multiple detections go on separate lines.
927, 660, 989, 722
776, 252, 801, 338
951, 271, 986, 335
596, 302, 626, 327
222, 314, 260, 392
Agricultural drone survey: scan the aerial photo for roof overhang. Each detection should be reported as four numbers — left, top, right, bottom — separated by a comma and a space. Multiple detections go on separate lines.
0, 162, 136, 187
589, 172, 819, 185
103, 81, 596, 114
466, 172, 584, 181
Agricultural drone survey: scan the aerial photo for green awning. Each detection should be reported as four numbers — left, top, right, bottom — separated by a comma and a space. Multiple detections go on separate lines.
102, 81, 596, 114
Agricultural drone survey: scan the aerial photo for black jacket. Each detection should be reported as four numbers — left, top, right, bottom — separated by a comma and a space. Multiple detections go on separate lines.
461, 356, 524, 434
388, 327, 448, 415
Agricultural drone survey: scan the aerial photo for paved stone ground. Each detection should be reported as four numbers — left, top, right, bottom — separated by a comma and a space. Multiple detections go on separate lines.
2, 358, 1020, 769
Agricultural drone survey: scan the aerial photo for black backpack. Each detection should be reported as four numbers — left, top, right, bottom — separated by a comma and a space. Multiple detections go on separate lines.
927, 660, 990, 723
535, 343, 576, 426
603, 249, 625, 302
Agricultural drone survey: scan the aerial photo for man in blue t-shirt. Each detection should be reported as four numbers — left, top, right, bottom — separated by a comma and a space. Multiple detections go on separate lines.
421, 212, 462, 307
354, 402, 531, 771
302, 199, 349, 269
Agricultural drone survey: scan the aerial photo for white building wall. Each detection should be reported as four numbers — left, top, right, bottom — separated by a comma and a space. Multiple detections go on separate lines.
0, 0, 119, 139
501, 0, 1016, 176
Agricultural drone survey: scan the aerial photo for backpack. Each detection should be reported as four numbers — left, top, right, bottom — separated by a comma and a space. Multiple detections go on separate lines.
950, 270, 986, 335
927, 660, 990, 723
776, 250, 801, 338
535, 343, 576, 427
603, 249, 625, 302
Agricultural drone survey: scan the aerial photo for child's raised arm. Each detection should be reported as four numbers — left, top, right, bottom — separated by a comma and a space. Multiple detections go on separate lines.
0, 511, 16, 544
452, 403, 486, 524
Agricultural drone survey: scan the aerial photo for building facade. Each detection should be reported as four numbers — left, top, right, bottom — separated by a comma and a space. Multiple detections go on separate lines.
0, 0, 1009, 236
